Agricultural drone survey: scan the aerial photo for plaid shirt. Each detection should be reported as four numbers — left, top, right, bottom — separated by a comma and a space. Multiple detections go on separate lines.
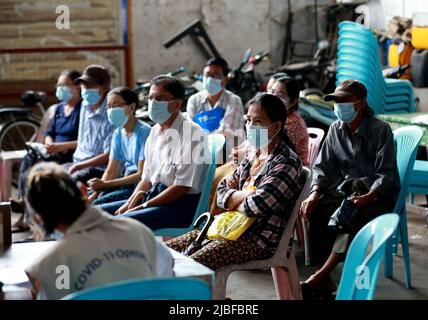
217, 140, 305, 253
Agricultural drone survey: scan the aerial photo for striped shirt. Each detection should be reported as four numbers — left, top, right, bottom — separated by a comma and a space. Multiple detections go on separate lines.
217, 140, 305, 253
186, 89, 245, 134
73, 99, 114, 168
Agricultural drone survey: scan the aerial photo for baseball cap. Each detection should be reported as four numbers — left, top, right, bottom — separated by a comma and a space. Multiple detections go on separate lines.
74, 64, 111, 85
324, 80, 367, 101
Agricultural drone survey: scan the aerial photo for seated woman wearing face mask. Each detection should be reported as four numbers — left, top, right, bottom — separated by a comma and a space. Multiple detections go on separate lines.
87, 87, 151, 205
269, 76, 309, 166
166, 93, 305, 270
10, 69, 82, 232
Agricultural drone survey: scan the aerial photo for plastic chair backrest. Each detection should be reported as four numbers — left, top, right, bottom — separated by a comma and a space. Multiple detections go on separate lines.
194, 133, 226, 218
336, 213, 399, 300
306, 127, 325, 167
155, 133, 225, 236
274, 166, 312, 257
62, 278, 212, 300
393, 126, 424, 214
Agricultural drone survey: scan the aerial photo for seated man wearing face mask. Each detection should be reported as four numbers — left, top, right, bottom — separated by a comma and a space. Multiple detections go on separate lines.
299, 80, 400, 299
63, 65, 115, 184
186, 57, 245, 143
98, 75, 208, 231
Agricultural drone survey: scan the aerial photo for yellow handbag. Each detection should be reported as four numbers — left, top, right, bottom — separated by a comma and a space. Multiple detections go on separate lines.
207, 210, 257, 241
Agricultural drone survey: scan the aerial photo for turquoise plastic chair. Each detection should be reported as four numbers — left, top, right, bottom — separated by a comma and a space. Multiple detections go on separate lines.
155, 133, 225, 237
62, 278, 212, 300
384, 126, 424, 288
336, 214, 400, 300
408, 160, 428, 205
336, 21, 416, 115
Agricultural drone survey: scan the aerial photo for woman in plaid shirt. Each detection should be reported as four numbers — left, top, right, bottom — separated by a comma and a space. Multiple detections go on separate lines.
166, 94, 305, 269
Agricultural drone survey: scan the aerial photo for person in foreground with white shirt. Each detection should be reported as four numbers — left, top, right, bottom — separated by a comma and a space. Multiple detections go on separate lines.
24, 162, 173, 300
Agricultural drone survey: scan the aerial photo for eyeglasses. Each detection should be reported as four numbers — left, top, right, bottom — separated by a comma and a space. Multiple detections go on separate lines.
203, 72, 224, 80
55, 84, 72, 89
268, 90, 290, 102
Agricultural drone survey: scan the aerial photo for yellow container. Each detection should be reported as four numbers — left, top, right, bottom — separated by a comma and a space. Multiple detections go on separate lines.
412, 27, 428, 49
388, 44, 400, 67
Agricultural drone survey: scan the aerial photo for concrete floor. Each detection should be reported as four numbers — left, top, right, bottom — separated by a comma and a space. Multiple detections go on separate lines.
11, 195, 428, 300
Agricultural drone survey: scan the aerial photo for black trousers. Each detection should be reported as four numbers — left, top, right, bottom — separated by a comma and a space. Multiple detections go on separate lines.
305, 194, 395, 266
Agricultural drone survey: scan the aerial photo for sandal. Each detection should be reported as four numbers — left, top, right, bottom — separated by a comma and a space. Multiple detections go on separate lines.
11, 217, 30, 233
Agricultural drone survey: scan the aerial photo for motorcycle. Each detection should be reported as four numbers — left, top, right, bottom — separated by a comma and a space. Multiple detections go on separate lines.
275, 40, 337, 94
134, 67, 200, 126
226, 48, 270, 105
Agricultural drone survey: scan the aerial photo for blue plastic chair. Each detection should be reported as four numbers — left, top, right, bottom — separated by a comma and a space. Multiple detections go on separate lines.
62, 278, 212, 300
408, 160, 428, 205
336, 214, 400, 300
384, 126, 424, 288
336, 21, 416, 115
155, 133, 225, 237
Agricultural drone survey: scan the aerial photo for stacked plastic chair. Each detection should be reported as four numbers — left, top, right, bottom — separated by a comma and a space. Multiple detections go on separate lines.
336, 21, 415, 115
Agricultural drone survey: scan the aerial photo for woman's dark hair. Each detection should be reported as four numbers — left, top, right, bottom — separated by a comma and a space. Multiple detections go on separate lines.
246, 93, 296, 152
26, 162, 86, 235
275, 76, 300, 111
60, 69, 82, 83
108, 86, 141, 112
150, 75, 185, 100
206, 57, 230, 76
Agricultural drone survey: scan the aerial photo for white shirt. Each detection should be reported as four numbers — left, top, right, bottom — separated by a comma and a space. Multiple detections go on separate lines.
25, 206, 174, 300
186, 89, 245, 134
142, 112, 208, 194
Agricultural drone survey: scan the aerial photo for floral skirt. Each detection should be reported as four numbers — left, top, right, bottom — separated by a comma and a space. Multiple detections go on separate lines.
165, 229, 272, 270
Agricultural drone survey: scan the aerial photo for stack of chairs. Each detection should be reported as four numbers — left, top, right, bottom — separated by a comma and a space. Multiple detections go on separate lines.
336, 21, 415, 115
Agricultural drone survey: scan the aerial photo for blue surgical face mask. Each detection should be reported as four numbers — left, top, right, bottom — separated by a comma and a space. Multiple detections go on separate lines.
334, 102, 358, 123
56, 86, 73, 102
107, 107, 129, 127
203, 76, 223, 96
246, 123, 279, 149
148, 99, 172, 124
81, 88, 101, 105
50, 229, 64, 240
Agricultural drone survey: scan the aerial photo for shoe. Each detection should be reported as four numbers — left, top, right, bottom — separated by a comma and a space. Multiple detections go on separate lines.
11, 215, 30, 233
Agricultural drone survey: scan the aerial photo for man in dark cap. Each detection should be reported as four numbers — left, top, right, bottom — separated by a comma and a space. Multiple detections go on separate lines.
299, 80, 400, 299
63, 64, 114, 184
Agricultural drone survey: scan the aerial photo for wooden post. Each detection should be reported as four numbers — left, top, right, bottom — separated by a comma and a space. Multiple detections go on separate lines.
0, 202, 12, 248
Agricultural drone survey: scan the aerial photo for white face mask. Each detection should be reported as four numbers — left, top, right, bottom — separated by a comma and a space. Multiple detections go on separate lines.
246, 123, 280, 149
148, 99, 173, 124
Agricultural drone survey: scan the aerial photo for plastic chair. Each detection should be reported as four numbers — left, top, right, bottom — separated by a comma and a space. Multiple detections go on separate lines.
295, 128, 325, 250
384, 126, 424, 288
213, 167, 312, 300
306, 127, 325, 168
408, 160, 428, 205
155, 133, 225, 237
62, 278, 212, 300
336, 213, 400, 300
336, 21, 416, 115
